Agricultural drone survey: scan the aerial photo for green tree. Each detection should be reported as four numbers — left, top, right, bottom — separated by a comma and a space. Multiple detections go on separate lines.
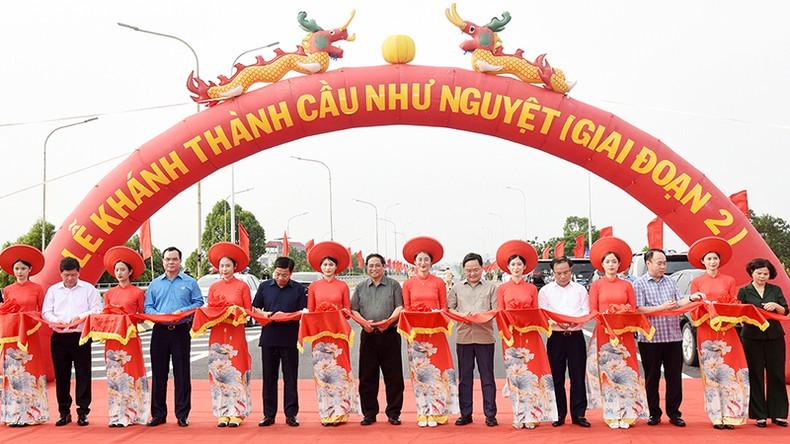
532, 216, 601, 257
96, 234, 165, 284
751, 211, 790, 268
0, 219, 55, 287
186, 200, 266, 277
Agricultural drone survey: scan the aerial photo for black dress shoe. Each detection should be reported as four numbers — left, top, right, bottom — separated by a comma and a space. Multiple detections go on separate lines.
455, 415, 473, 426
177, 417, 189, 427
756, 419, 767, 428
361, 417, 376, 426
147, 416, 166, 427
485, 416, 498, 427
552, 420, 564, 427
669, 417, 686, 427
55, 415, 72, 427
77, 414, 89, 426
572, 417, 591, 428
258, 417, 275, 427
772, 418, 788, 427
387, 417, 401, 426
286, 416, 299, 427
647, 416, 661, 426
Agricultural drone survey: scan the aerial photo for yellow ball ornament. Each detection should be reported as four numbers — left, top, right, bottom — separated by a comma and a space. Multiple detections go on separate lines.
382, 35, 416, 64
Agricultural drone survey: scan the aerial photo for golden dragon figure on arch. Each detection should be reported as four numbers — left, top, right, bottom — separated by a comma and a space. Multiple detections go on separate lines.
187, 10, 356, 106
445, 3, 575, 94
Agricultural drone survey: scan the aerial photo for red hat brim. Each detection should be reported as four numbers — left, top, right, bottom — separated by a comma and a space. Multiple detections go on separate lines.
0, 244, 45, 276
590, 237, 633, 273
103, 246, 146, 281
208, 242, 250, 272
307, 241, 351, 274
496, 240, 538, 274
402, 236, 444, 265
688, 236, 732, 269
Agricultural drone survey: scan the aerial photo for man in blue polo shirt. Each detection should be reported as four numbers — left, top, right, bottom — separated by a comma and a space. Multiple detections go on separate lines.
252, 256, 307, 427
144, 246, 203, 427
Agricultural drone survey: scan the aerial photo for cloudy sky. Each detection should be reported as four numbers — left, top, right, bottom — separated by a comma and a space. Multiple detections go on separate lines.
1, 0, 787, 267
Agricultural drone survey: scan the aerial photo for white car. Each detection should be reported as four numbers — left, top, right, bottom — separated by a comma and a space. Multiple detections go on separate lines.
197, 273, 261, 326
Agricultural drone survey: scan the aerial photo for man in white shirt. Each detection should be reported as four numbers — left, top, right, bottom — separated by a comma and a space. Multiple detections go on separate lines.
42, 257, 102, 427
538, 256, 591, 428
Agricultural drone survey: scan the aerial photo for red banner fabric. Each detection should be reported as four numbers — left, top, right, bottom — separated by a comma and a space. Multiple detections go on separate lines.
139, 219, 152, 260
573, 235, 585, 258
282, 231, 290, 257
729, 190, 749, 218
647, 217, 663, 250
541, 247, 551, 259
238, 222, 250, 257
554, 242, 565, 258
600, 226, 613, 238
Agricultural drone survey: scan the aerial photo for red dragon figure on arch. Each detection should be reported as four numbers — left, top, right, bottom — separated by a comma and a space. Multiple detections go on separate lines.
187, 10, 356, 106
445, 3, 575, 94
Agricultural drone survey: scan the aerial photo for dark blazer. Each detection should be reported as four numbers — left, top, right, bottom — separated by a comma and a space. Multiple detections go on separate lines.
737, 282, 788, 340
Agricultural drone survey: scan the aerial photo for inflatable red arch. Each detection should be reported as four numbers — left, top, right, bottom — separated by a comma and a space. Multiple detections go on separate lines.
34, 64, 790, 292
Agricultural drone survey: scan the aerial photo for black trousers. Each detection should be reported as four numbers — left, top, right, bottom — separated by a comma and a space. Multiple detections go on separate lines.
638, 341, 683, 419
261, 346, 299, 418
742, 336, 789, 420
358, 328, 404, 419
546, 331, 587, 420
457, 343, 497, 418
150, 323, 192, 419
51, 332, 92, 416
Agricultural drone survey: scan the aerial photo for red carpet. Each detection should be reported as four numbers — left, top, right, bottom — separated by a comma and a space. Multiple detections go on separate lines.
3, 379, 787, 443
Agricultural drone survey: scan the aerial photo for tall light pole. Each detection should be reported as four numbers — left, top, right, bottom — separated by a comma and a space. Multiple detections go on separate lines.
42, 117, 98, 250
353, 198, 379, 252
383, 203, 400, 258
379, 218, 397, 260
223, 187, 254, 241
481, 226, 494, 259
118, 22, 205, 276
488, 212, 505, 244
292, 156, 333, 240
227, 41, 278, 242
506, 185, 528, 240
587, 172, 593, 255
286, 211, 309, 237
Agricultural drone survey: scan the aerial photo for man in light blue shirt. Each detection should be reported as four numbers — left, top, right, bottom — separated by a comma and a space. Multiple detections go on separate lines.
144, 246, 203, 427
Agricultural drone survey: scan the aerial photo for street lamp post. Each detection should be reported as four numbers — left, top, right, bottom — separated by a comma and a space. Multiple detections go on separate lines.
228, 41, 278, 242
383, 203, 400, 258
292, 156, 333, 240
506, 185, 528, 240
118, 22, 205, 276
379, 218, 397, 260
481, 226, 494, 259
286, 212, 309, 237
488, 212, 505, 244
353, 198, 379, 252
42, 117, 98, 250
223, 187, 254, 241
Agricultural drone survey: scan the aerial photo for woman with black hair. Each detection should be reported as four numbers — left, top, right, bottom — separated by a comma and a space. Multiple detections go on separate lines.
737, 257, 788, 428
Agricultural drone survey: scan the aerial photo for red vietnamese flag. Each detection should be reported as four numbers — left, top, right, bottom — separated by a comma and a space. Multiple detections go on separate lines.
139, 219, 153, 260
600, 226, 613, 238
647, 217, 663, 250
238, 222, 250, 257
573, 235, 585, 257
554, 242, 565, 258
729, 190, 749, 218
346, 247, 352, 265
305, 238, 315, 253
282, 231, 290, 257
356, 251, 364, 269
541, 246, 551, 259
